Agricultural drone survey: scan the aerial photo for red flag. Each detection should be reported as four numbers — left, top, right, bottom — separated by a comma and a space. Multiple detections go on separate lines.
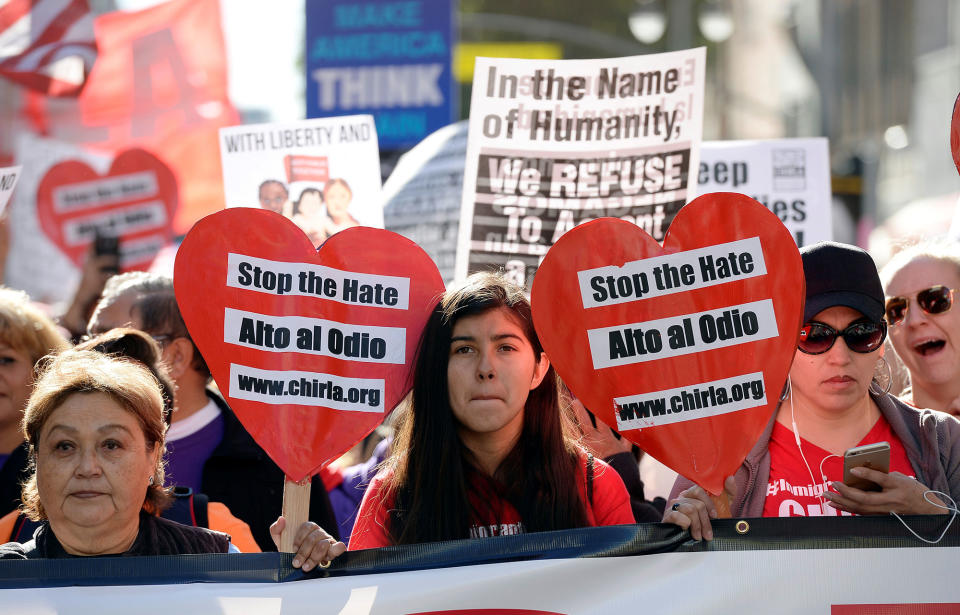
0, 0, 97, 96
23, 0, 238, 233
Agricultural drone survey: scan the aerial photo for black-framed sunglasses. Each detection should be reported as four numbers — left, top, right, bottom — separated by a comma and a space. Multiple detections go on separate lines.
885, 285, 958, 326
797, 320, 887, 355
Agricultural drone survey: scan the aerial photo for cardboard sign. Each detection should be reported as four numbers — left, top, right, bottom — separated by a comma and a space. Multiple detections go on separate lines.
36, 148, 177, 270
455, 49, 706, 289
219, 116, 383, 247
531, 193, 803, 494
174, 208, 444, 480
0, 166, 21, 216
696, 138, 831, 247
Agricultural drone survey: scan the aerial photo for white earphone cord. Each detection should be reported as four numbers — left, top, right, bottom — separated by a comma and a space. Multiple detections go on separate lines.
788, 375, 959, 543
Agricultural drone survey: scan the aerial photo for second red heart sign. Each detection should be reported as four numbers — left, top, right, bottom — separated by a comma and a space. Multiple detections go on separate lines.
531, 193, 805, 495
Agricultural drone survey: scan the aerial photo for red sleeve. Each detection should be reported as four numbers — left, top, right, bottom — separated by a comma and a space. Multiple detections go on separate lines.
347, 472, 394, 550
588, 457, 635, 526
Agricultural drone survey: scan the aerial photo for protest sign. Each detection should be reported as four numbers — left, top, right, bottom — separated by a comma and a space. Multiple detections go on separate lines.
455, 48, 705, 288
306, 0, 456, 149
0, 165, 20, 216
531, 193, 803, 494
174, 208, 444, 482
696, 138, 831, 247
35, 148, 176, 271
952, 91, 960, 175
220, 116, 383, 247
382, 120, 469, 282
4, 134, 123, 302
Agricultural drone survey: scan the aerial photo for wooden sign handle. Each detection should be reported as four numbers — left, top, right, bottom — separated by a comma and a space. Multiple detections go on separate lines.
279, 478, 311, 553
711, 491, 731, 519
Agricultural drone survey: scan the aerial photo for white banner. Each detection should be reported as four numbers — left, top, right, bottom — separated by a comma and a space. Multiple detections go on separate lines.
695, 138, 832, 247
456, 49, 706, 288
2, 546, 958, 614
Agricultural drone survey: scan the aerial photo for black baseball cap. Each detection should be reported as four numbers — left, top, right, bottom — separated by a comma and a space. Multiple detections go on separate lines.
800, 241, 884, 323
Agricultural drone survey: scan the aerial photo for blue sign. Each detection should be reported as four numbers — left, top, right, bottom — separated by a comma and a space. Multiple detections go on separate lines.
306, 0, 456, 150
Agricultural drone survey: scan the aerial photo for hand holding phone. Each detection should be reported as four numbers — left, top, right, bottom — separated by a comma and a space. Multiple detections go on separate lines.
842, 442, 890, 491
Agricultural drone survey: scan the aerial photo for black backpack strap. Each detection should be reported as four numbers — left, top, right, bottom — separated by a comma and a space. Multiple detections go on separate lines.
10, 513, 40, 543
586, 453, 594, 506
192, 491, 209, 529
162, 486, 198, 527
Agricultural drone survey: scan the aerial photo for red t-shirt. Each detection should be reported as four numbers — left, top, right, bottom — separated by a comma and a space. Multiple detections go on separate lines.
348, 454, 633, 550
762, 416, 914, 517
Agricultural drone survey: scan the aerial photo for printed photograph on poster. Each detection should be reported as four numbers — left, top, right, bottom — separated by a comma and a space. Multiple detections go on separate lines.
455, 49, 706, 287
0, 166, 22, 216
695, 138, 832, 247
219, 116, 383, 247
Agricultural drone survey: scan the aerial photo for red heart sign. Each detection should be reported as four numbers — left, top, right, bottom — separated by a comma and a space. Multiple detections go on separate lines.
952, 91, 960, 176
531, 193, 803, 494
174, 208, 444, 481
36, 148, 177, 270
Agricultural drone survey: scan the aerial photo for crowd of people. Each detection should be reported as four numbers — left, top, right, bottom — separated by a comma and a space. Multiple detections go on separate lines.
0, 237, 957, 566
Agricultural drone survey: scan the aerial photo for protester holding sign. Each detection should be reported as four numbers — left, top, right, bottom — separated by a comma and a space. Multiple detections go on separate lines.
0, 288, 70, 519
86, 272, 340, 551
881, 240, 960, 416
272, 272, 634, 567
0, 350, 231, 558
668, 242, 960, 535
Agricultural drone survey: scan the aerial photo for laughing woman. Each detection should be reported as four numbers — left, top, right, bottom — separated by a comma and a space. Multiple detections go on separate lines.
881, 240, 960, 416
666, 242, 960, 539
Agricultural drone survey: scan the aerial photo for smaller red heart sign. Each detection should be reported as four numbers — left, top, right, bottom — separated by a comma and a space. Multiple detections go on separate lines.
952, 91, 960, 176
36, 148, 177, 270
532, 193, 804, 494
174, 208, 444, 481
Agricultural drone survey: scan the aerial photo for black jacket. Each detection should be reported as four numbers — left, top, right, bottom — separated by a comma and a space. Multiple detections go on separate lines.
0, 512, 229, 559
200, 391, 338, 550
0, 442, 30, 517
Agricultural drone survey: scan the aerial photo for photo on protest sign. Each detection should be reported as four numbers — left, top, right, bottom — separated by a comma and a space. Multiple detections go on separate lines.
455, 49, 706, 288
696, 138, 831, 247
0, 166, 21, 216
219, 116, 383, 247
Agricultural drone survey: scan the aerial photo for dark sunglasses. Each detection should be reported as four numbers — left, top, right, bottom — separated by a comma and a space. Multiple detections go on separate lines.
797, 320, 887, 355
885, 285, 958, 325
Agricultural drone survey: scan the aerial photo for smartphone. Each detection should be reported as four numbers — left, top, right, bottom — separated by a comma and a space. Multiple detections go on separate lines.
93, 230, 120, 274
842, 442, 890, 491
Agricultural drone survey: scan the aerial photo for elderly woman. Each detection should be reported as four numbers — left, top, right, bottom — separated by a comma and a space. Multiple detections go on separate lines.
0, 350, 230, 558
880, 240, 960, 415
0, 288, 70, 517
666, 242, 960, 539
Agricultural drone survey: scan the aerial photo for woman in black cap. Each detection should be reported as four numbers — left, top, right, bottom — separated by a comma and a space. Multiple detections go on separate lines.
665, 241, 960, 539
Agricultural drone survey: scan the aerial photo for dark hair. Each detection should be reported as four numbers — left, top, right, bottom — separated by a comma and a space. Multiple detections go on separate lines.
75, 327, 176, 424
96, 273, 209, 379
293, 187, 323, 216
258, 179, 287, 197
382, 271, 587, 544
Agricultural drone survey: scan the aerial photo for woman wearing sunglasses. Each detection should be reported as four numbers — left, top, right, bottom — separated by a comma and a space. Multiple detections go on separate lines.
666, 242, 960, 537
881, 241, 960, 416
